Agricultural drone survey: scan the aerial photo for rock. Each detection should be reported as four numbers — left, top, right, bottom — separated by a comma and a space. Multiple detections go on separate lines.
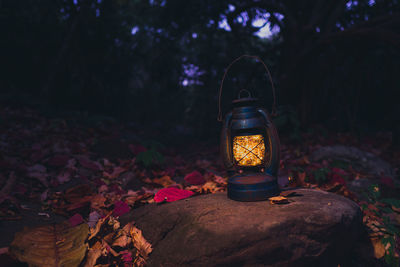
121, 189, 362, 267
310, 145, 395, 178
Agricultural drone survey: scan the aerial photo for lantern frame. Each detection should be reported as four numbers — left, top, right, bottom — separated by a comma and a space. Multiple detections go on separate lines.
218, 55, 280, 201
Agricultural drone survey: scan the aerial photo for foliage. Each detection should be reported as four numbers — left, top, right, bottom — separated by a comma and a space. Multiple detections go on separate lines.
135, 141, 165, 168
10, 223, 88, 267
362, 184, 400, 266
1, 0, 399, 135
273, 105, 301, 141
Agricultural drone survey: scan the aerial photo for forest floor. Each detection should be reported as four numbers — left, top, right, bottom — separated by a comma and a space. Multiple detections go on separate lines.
0, 106, 399, 266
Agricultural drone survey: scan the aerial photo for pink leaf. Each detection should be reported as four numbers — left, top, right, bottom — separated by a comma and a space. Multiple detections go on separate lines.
88, 211, 101, 227
69, 213, 84, 227
113, 201, 130, 217
154, 187, 194, 203
120, 250, 133, 262
184, 171, 205, 185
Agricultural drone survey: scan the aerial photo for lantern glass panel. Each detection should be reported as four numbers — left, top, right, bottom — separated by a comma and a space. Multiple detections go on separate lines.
233, 134, 266, 166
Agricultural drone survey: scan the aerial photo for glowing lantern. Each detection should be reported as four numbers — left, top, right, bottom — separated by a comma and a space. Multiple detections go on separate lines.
218, 55, 280, 201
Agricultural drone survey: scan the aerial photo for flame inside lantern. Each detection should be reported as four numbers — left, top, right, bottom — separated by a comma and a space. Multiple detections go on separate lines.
233, 134, 265, 166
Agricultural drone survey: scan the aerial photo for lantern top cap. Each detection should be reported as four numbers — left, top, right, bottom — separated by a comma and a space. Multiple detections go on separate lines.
231, 97, 258, 105
232, 89, 258, 105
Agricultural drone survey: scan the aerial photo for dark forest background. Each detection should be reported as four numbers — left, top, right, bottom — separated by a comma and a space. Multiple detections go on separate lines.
1, 0, 399, 141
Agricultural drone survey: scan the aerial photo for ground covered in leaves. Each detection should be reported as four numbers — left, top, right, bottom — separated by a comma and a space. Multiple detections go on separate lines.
0, 107, 399, 266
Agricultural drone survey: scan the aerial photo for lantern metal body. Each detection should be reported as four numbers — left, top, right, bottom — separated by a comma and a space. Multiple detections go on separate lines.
221, 97, 280, 201
218, 55, 280, 201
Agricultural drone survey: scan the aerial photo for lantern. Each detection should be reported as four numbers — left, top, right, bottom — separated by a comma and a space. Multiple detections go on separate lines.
218, 55, 280, 201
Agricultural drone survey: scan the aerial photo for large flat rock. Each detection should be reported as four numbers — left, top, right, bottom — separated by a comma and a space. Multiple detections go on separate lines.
122, 189, 362, 267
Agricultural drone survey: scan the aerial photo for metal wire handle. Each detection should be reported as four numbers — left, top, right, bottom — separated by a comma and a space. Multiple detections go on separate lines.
217, 55, 277, 121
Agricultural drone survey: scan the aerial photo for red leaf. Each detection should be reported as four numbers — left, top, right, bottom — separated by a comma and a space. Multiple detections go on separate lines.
184, 171, 205, 185
154, 187, 194, 203
68, 213, 84, 227
128, 144, 147, 155
120, 250, 133, 262
113, 201, 130, 217
331, 167, 348, 176
331, 173, 346, 185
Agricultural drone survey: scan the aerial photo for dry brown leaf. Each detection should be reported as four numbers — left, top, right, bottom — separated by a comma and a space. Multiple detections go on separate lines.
129, 223, 152, 260
111, 223, 133, 248
10, 223, 88, 267
153, 176, 175, 187
133, 255, 147, 267
269, 196, 290, 205
65, 184, 93, 202
112, 233, 132, 248
108, 216, 120, 230
89, 211, 112, 240
90, 194, 107, 210
84, 241, 102, 267
103, 233, 115, 244
371, 237, 386, 259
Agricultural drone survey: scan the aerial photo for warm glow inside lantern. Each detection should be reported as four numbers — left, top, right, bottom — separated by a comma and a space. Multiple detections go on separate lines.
233, 134, 266, 166
218, 55, 280, 201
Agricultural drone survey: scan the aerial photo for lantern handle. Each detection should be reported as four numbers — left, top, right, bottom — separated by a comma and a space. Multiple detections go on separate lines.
217, 55, 277, 121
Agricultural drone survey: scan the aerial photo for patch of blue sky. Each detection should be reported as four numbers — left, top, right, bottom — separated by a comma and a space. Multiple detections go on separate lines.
131, 26, 139, 35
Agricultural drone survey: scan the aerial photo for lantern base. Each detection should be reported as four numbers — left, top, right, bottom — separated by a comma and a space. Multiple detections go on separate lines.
227, 173, 279, 202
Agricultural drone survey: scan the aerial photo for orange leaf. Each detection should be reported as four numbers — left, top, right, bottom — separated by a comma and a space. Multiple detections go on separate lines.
153, 176, 175, 187
269, 196, 290, 204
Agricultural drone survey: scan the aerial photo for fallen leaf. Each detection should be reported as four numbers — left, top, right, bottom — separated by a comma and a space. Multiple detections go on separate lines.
184, 171, 205, 185
69, 213, 84, 227
57, 171, 71, 184
120, 250, 133, 264
371, 237, 386, 259
213, 175, 227, 185
88, 211, 101, 228
89, 211, 112, 240
153, 175, 175, 187
10, 223, 88, 267
113, 201, 130, 217
331, 173, 346, 185
90, 194, 107, 210
84, 241, 102, 267
65, 184, 93, 202
112, 225, 132, 248
65, 195, 94, 211
103, 167, 127, 180
154, 187, 194, 203
129, 223, 152, 260
77, 156, 103, 171
269, 196, 290, 205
